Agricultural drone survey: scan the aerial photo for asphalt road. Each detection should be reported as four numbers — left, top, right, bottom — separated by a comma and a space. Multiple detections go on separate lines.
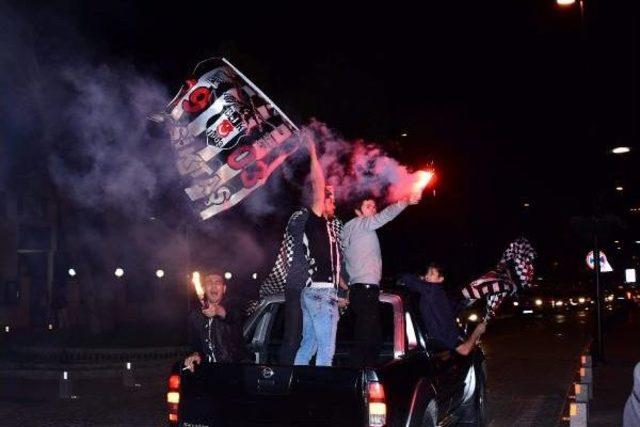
0, 311, 592, 426
483, 311, 591, 426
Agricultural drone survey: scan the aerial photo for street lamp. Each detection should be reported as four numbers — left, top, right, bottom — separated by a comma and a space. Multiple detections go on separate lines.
68, 268, 77, 277
155, 269, 165, 279
251, 273, 258, 280
224, 272, 233, 280
616, 186, 624, 191
114, 268, 124, 278
611, 146, 631, 154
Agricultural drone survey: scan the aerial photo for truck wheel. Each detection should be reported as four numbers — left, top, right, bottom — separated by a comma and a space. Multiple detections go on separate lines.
421, 399, 438, 427
458, 363, 486, 426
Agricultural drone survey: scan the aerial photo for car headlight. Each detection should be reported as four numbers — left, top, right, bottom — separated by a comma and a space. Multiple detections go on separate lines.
535, 299, 543, 306
555, 301, 564, 307
578, 297, 585, 304
513, 301, 519, 307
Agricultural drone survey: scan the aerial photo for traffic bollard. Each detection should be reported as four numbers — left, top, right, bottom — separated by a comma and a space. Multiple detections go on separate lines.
574, 383, 590, 403
579, 366, 593, 383
59, 371, 72, 399
569, 402, 588, 427
123, 362, 135, 387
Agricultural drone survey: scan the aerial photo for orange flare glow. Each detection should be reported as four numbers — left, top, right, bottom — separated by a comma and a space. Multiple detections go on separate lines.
192, 271, 204, 301
412, 170, 435, 194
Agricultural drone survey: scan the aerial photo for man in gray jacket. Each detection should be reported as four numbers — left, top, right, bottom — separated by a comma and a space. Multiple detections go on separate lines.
342, 195, 419, 366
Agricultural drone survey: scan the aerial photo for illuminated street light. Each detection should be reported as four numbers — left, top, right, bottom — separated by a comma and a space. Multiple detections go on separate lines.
224, 272, 233, 280
578, 297, 586, 304
512, 301, 520, 307
611, 146, 631, 154
616, 186, 624, 191
467, 313, 478, 322
114, 268, 124, 278
251, 273, 258, 280
68, 268, 77, 277
557, 0, 576, 5
155, 269, 165, 279
48, 323, 53, 331
4, 326, 9, 333
535, 299, 543, 306
400, 132, 408, 137
523, 202, 530, 208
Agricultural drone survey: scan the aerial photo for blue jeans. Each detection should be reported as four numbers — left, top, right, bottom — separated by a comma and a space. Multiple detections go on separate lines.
294, 287, 339, 367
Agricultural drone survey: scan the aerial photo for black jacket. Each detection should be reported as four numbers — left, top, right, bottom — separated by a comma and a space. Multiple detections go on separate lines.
401, 274, 460, 350
188, 297, 250, 363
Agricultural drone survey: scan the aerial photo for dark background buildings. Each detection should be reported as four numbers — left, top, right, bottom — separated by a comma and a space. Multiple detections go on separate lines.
0, 0, 637, 335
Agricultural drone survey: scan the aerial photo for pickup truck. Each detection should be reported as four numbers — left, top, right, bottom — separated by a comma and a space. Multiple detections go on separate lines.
167, 290, 486, 426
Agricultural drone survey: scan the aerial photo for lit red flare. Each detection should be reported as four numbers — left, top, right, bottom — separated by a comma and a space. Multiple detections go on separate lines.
412, 169, 435, 194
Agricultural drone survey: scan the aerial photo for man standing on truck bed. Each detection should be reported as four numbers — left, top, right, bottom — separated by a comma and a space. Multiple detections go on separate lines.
183, 271, 248, 371
258, 135, 347, 365
342, 195, 420, 366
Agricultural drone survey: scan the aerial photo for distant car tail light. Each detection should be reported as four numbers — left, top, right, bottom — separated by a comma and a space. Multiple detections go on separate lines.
167, 374, 181, 424
367, 381, 386, 427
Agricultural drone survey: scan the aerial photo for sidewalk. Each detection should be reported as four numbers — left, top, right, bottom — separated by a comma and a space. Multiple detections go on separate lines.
589, 305, 640, 426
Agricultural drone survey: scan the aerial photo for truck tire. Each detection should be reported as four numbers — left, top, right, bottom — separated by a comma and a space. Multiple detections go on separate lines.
458, 362, 486, 426
420, 399, 438, 427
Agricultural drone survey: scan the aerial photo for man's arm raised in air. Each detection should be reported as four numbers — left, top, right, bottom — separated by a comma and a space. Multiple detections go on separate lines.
356, 193, 421, 231
305, 135, 325, 217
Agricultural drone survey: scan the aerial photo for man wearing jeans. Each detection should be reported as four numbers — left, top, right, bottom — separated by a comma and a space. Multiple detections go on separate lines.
257, 136, 346, 366
342, 195, 419, 366
293, 200, 345, 366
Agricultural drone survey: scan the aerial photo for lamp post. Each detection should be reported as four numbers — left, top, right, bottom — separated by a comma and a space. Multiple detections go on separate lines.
558, 0, 606, 360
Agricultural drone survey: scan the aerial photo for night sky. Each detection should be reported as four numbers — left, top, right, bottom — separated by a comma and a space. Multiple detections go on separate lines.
3, 0, 638, 289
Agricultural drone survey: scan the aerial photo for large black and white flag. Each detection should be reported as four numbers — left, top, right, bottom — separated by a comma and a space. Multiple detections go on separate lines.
163, 58, 299, 220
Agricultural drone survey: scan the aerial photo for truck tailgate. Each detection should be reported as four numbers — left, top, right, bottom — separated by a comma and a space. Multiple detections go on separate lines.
179, 363, 365, 427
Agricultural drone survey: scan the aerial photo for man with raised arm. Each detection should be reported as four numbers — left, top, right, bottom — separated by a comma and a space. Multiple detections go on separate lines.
342, 195, 419, 366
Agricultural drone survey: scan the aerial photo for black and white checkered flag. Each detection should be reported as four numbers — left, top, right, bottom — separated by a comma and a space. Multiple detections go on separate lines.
461, 237, 536, 319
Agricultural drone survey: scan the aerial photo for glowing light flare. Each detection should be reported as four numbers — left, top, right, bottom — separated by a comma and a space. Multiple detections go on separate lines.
557, 0, 576, 5
412, 170, 435, 195
224, 272, 233, 280
192, 272, 205, 302
114, 268, 124, 278
68, 268, 77, 277
155, 269, 165, 279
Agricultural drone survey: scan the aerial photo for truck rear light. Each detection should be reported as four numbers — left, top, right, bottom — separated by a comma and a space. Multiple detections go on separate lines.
168, 374, 181, 390
367, 381, 386, 427
167, 391, 180, 404
167, 374, 181, 424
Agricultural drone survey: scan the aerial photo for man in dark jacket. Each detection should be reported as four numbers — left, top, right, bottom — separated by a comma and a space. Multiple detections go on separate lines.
184, 272, 248, 371
401, 263, 486, 356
